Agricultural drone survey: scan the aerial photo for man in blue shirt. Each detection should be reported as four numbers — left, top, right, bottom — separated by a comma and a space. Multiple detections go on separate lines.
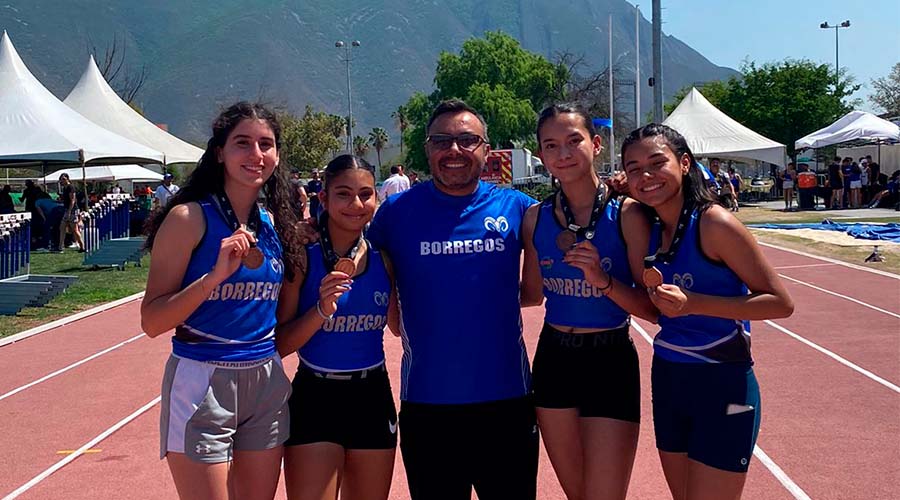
367, 100, 538, 500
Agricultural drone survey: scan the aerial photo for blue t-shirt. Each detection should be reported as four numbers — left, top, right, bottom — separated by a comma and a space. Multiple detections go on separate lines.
534, 197, 631, 329
175, 197, 284, 362
367, 181, 536, 404
648, 208, 751, 364
297, 241, 391, 371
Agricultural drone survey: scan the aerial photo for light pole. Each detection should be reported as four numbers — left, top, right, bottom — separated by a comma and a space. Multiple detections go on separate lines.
819, 20, 850, 88
335, 39, 361, 152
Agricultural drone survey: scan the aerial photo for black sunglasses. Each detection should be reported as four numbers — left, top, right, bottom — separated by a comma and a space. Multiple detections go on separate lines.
425, 133, 486, 151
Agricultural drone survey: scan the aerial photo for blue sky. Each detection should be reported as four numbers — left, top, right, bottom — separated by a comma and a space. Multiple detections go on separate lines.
655, 0, 900, 112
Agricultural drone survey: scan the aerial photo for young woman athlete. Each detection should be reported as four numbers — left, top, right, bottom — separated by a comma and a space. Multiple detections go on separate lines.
141, 102, 303, 499
276, 154, 397, 500
622, 123, 794, 500
521, 104, 658, 500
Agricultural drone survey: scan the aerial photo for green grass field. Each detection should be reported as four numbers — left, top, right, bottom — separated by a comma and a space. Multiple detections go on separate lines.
0, 249, 149, 338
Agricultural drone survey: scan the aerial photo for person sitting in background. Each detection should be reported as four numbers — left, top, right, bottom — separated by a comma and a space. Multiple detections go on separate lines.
867, 170, 900, 209
0, 185, 15, 214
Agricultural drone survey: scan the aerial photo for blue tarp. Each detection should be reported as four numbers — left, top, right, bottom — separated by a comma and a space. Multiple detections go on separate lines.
749, 221, 900, 243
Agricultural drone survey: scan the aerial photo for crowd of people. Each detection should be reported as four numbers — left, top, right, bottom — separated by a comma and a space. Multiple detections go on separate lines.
138, 98, 798, 500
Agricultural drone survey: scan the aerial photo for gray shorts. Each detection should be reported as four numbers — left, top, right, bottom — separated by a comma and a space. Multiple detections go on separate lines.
159, 354, 292, 463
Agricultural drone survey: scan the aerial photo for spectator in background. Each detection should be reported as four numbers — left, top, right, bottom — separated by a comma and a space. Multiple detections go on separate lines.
112, 183, 122, 194
34, 192, 63, 251
22, 180, 42, 215
396, 164, 411, 190
867, 170, 900, 208
709, 159, 736, 209
781, 162, 796, 211
306, 169, 323, 220
290, 170, 309, 221
728, 166, 742, 212
859, 159, 871, 205
57, 173, 85, 252
849, 159, 863, 208
408, 171, 421, 186
830, 158, 845, 209
0, 185, 15, 214
153, 172, 180, 209
379, 164, 409, 201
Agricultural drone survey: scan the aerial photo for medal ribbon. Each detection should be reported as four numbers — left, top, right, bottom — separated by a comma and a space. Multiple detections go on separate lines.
644, 201, 695, 268
318, 212, 362, 271
212, 191, 261, 238
558, 182, 609, 240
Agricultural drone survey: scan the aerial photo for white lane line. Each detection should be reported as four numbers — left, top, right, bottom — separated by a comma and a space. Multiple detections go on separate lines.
0, 333, 145, 403
2, 396, 161, 500
631, 321, 813, 500
773, 263, 837, 270
758, 241, 900, 280
753, 447, 813, 500
778, 274, 900, 319
764, 320, 900, 394
0, 291, 145, 348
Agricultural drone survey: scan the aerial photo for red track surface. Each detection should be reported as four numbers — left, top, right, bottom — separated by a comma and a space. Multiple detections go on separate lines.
1, 244, 898, 499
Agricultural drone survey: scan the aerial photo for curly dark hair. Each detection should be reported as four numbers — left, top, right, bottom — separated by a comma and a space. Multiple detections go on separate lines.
144, 101, 304, 279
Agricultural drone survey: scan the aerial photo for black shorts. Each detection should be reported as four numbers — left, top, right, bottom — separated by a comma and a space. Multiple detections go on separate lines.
399, 396, 539, 500
532, 323, 640, 422
285, 363, 397, 450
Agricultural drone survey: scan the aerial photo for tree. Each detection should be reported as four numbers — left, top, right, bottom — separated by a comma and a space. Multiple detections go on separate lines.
399, 31, 568, 171
870, 63, 900, 117
368, 127, 389, 169
353, 135, 370, 158
391, 105, 409, 155
279, 106, 344, 172
89, 33, 147, 104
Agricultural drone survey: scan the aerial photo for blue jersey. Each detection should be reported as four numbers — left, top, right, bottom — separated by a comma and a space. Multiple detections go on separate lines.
174, 197, 284, 362
534, 197, 631, 329
648, 208, 751, 364
297, 241, 390, 371
368, 181, 536, 404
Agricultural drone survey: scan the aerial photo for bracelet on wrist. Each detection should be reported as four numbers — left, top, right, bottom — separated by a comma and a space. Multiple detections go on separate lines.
597, 274, 613, 294
316, 300, 334, 320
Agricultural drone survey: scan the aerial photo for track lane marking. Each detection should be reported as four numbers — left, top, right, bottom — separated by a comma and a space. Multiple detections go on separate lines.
0, 333, 145, 403
2, 396, 161, 500
778, 273, 900, 319
773, 263, 837, 270
631, 321, 813, 500
759, 241, 900, 280
763, 320, 900, 394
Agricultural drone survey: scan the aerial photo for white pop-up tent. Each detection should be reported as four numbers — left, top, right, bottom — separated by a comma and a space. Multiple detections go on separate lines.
664, 88, 786, 167
0, 31, 165, 168
794, 110, 900, 150
64, 56, 203, 165
41, 164, 163, 183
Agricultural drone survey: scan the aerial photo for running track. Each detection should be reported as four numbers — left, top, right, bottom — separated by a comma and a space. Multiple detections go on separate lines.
0, 243, 897, 499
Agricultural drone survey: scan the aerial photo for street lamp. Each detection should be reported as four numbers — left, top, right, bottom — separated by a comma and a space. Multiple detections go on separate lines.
335, 39, 361, 152
819, 20, 850, 88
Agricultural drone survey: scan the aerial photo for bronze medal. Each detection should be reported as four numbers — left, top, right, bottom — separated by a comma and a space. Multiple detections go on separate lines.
334, 257, 357, 276
643, 266, 663, 288
242, 246, 264, 270
556, 230, 577, 251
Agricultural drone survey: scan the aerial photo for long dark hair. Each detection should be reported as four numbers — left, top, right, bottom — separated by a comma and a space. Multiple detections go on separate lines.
144, 101, 304, 277
621, 123, 718, 213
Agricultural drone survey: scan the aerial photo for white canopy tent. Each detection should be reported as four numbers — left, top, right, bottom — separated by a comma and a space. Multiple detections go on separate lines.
794, 110, 900, 150
664, 88, 786, 167
64, 56, 203, 165
41, 165, 163, 183
0, 31, 164, 168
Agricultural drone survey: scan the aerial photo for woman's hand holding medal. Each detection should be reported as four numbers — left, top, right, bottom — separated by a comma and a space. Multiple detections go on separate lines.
648, 283, 691, 318
318, 271, 353, 317
562, 241, 611, 292
210, 227, 259, 284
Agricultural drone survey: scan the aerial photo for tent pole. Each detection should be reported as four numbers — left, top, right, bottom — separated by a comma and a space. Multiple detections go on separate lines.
41, 162, 46, 189
79, 150, 88, 209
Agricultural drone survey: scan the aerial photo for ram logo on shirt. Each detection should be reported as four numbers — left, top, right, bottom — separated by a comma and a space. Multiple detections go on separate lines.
483, 216, 509, 233
373, 291, 390, 307
673, 273, 694, 289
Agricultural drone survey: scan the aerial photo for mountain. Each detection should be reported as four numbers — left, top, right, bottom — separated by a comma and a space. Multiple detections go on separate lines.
1, 0, 737, 144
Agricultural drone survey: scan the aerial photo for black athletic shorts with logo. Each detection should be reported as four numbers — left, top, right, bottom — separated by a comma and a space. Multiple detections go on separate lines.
532, 323, 641, 422
400, 395, 539, 500
285, 362, 397, 450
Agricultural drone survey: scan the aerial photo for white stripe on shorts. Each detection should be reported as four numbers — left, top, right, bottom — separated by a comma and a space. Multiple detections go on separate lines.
166, 358, 216, 455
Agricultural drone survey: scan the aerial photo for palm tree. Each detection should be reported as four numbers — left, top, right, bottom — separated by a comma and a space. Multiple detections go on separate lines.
353, 135, 369, 158
391, 105, 409, 156
368, 127, 389, 169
